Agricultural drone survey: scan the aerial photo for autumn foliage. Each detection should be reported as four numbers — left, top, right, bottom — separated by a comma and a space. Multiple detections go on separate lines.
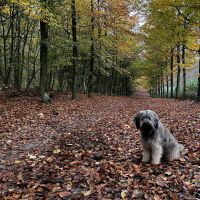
0, 92, 199, 199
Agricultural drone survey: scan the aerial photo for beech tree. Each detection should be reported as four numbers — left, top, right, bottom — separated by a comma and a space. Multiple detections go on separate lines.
0, 0, 199, 100
140, 0, 199, 99
71, 0, 78, 99
39, 0, 50, 102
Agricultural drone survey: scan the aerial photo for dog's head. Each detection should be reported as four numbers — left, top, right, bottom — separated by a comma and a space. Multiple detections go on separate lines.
134, 110, 159, 137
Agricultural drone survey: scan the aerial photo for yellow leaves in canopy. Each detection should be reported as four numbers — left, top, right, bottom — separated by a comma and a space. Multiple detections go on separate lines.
136, 76, 150, 89
115, 36, 137, 57
1, 5, 10, 15
151, 0, 199, 8
9, 0, 30, 6
76, 0, 136, 31
186, 35, 200, 52
8, 0, 39, 17
74, 0, 137, 59
2, 0, 59, 26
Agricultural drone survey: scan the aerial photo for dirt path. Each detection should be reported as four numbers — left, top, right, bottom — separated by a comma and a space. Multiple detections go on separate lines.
132, 89, 150, 98
0, 93, 199, 199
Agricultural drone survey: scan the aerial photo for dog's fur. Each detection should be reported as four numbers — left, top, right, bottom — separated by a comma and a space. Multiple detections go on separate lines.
134, 110, 184, 164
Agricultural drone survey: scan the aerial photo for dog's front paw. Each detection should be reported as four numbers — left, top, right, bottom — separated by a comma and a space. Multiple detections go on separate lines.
151, 160, 160, 165
142, 157, 150, 163
142, 151, 150, 163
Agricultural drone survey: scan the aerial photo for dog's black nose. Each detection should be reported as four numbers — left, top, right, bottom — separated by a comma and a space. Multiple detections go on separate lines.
141, 122, 153, 132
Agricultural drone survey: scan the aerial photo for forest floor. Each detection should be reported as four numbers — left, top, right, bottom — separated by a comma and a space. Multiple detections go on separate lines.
0, 91, 199, 199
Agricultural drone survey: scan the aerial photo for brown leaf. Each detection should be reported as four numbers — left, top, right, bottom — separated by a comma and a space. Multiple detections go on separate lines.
154, 195, 162, 200
133, 164, 141, 173
83, 189, 93, 196
58, 191, 71, 198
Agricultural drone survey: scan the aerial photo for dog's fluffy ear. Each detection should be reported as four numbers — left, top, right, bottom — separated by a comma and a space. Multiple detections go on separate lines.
146, 110, 159, 129
134, 111, 143, 129
152, 112, 159, 129
154, 118, 159, 129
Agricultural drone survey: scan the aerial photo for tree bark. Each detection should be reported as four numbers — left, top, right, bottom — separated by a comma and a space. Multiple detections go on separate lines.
162, 74, 165, 98
88, 0, 95, 98
170, 49, 174, 98
166, 74, 169, 98
197, 49, 200, 102
157, 76, 160, 97
97, 71, 101, 95
2, 24, 8, 85
109, 68, 115, 96
97, 0, 102, 96
176, 45, 181, 98
182, 45, 186, 98
5, 5, 15, 86
20, 19, 29, 90
26, 49, 39, 90
39, 0, 49, 103
14, 9, 21, 91
71, 0, 78, 99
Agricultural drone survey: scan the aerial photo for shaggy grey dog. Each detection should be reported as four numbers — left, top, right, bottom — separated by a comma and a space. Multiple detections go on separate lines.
134, 110, 184, 165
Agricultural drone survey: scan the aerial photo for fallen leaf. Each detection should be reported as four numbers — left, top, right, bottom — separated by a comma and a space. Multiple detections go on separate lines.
6, 140, 12, 144
154, 195, 162, 200
14, 160, 21, 164
58, 191, 71, 198
133, 164, 141, 173
121, 190, 128, 200
165, 171, 172, 176
83, 189, 93, 196
28, 153, 37, 160
53, 148, 61, 154
37, 113, 44, 118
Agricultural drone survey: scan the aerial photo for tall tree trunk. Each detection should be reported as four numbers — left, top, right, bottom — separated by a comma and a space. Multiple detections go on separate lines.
71, 0, 78, 99
26, 49, 39, 90
57, 69, 64, 92
39, 0, 50, 103
197, 49, 200, 102
155, 77, 158, 97
182, 20, 187, 99
97, 71, 101, 95
51, 69, 55, 90
157, 76, 160, 97
5, 5, 15, 86
48, 70, 53, 90
170, 49, 174, 98
166, 74, 169, 98
162, 74, 165, 98
82, 62, 87, 93
105, 76, 109, 95
2, 24, 7, 85
14, 9, 21, 91
97, 0, 102, 96
20, 19, 29, 90
0, 43, 3, 81
88, 0, 95, 98
176, 45, 181, 99
182, 45, 186, 98
109, 68, 115, 96
160, 74, 164, 98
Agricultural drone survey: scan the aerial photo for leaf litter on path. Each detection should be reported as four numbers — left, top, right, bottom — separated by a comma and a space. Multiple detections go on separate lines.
0, 93, 199, 199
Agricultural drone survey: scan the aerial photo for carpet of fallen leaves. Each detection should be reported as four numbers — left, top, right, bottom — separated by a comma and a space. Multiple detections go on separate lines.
0, 91, 199, 200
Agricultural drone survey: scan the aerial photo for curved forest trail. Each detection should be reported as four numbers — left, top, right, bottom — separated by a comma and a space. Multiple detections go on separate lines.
0, 92, 199, 199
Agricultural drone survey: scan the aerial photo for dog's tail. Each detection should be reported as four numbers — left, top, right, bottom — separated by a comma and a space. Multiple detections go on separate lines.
179, 144, 184, 152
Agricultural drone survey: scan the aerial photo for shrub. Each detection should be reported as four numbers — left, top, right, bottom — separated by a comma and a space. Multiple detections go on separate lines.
185, 80, 198, 99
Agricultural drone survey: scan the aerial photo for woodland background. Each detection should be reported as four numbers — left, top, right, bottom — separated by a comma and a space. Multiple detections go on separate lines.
0, 1, 200, 199
0, 0, 199, 101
